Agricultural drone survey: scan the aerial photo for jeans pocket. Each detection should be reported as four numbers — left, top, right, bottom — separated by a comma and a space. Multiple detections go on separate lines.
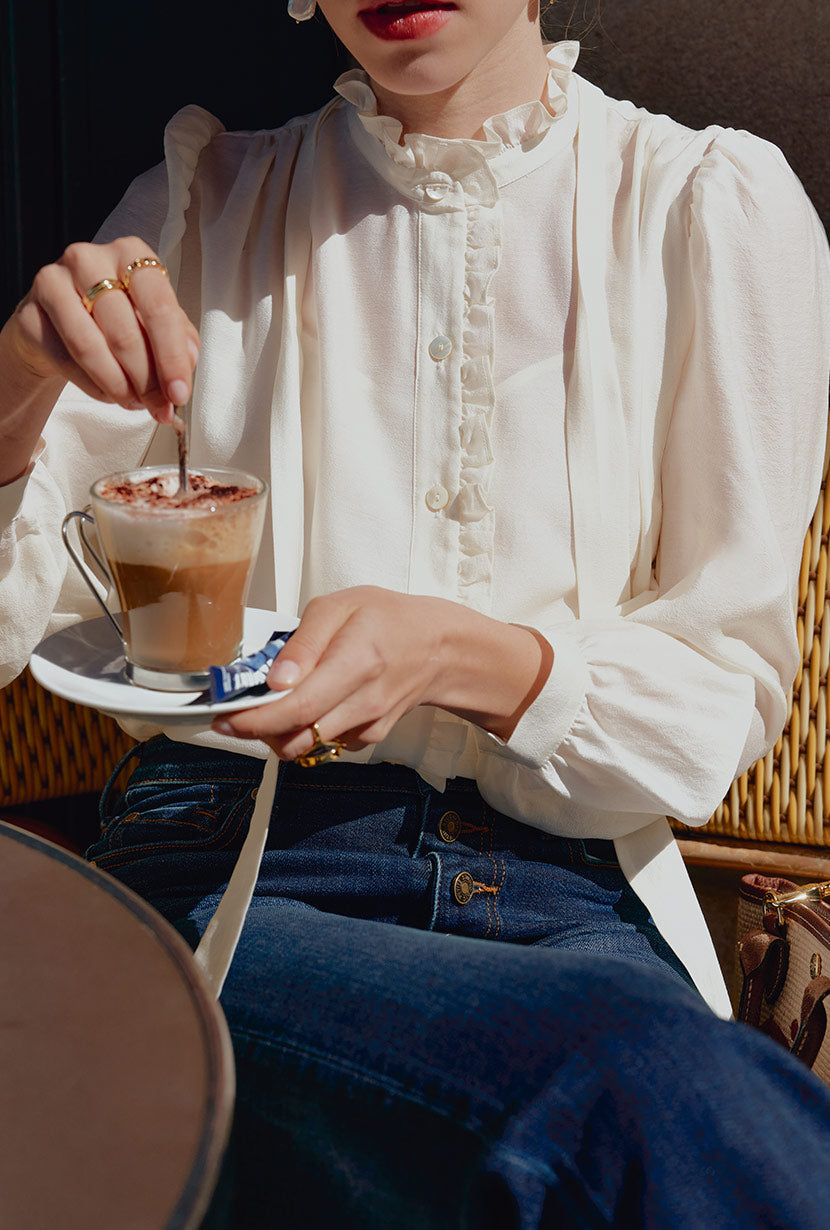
88, 737, 261, 869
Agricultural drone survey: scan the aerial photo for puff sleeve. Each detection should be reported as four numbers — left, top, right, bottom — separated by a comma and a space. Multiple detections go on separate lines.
499, 130, 830, 830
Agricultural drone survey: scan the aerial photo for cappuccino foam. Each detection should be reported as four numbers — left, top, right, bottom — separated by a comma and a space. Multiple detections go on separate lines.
95, 472, 262, 568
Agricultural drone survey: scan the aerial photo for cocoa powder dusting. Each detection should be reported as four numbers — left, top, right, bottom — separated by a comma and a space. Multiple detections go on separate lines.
99, 473, 257, 509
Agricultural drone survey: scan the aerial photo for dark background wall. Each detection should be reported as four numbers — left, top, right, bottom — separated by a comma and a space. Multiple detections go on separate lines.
2, 0, 827, 324
0, 0, 350, 322
564, 0, 829, 234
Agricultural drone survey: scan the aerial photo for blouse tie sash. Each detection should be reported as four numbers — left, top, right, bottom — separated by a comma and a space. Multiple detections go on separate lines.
571, 76, 731, 1019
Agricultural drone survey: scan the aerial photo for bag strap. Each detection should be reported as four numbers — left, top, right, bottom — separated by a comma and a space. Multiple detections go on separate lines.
792, 975, 830, 1069
737, 927, 789, 1027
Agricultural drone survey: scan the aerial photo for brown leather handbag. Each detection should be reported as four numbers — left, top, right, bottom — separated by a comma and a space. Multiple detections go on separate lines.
737, 873, 830, 1084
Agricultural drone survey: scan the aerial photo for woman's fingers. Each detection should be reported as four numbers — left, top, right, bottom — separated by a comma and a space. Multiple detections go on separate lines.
16, 238, 198, 421
12, 294, 133, 406
26, 261, 139, 405
222, 650, 401, 754
219, 593, 370, 741
270, 622, 415, 752
118, 249, 197, 414
212, 588, 439, 755
266, 591, 371, 693
64, 242, 166, 410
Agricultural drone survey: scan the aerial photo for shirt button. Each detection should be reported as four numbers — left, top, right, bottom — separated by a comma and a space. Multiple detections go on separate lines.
425, 484, 449, 512
424, 182, 449, 201
451, 871, 475, 906
428, 335, 453, 361
438, 810, 461, 843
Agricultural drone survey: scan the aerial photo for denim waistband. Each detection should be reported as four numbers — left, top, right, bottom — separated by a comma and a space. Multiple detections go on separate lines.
102, 736, 619, 868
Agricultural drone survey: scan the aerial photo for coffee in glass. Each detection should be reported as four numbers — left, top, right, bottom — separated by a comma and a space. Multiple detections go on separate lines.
63, 465, 268, 691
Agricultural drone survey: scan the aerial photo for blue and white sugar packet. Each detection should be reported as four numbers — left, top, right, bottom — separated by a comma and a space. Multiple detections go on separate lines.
209, 630, 295, 703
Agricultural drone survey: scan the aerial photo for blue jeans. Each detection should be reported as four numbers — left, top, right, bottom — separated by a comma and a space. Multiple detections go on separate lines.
90, 737, 830, 1228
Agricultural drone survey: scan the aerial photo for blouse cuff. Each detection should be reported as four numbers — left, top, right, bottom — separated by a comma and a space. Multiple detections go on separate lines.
0, 441, 42, 523
499, 626, 589, 768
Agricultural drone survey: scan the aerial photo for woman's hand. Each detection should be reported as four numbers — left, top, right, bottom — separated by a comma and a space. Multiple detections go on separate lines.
5, 237, 199, 423
211, 586, 553, 760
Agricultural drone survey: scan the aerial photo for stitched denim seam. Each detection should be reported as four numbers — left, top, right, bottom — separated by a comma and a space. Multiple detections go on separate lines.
483, 809, 493, 939
92, 797, 255, 870
494, 855, 507, 940
127, 774, 259, 789
488, 806, 500, 939
279, 782, 423, 800
425, 851, 442, 931
476, 806, 502, 940
122, 814, 222, 834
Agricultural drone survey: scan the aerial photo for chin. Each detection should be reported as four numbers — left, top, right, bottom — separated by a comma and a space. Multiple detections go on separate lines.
366, 49, 473, 99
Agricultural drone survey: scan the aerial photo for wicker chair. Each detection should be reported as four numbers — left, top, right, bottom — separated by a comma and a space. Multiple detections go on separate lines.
0, 668, 134, 852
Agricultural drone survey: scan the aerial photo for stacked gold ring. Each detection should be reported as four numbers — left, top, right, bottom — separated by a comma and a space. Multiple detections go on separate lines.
81, 278, 126, 313
121, 256, 169, 292
295, 722, 345, 768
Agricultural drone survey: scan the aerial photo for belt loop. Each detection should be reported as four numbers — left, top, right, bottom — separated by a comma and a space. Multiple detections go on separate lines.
98, 743, 144, 825
411, 777, 435, 859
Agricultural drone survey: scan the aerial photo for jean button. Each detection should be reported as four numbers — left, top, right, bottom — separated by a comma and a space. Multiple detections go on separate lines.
438, 810, 461, 842
451, 871, 475, 905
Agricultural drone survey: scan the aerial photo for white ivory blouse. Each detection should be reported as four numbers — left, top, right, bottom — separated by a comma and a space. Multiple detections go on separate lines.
2, 45, 828, 1015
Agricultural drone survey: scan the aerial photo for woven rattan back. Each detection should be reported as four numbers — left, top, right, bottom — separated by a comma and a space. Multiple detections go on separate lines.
0, 667, 134, 807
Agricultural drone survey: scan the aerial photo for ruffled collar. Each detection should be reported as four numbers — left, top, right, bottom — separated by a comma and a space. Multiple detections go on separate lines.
334, 41, 579, 175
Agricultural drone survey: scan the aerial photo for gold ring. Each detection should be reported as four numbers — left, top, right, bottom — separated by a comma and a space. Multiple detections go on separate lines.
295, 722, 345, 768
121, 257, 169, 291
81, 278, 126, 313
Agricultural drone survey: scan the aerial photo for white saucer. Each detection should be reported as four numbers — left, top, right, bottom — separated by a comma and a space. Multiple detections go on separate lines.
30, 608, 299, 726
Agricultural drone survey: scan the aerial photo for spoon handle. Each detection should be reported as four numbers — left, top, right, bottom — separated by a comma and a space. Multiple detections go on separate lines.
173, 402, 190, 494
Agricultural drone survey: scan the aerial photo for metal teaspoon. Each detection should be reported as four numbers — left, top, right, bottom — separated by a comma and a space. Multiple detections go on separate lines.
172, 399, 190, 495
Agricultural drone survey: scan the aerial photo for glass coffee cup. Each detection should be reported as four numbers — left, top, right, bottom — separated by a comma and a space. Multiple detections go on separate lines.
62, 465, 268, 691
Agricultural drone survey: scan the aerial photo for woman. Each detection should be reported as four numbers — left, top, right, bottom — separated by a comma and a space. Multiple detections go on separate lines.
1, 1, 829, 1224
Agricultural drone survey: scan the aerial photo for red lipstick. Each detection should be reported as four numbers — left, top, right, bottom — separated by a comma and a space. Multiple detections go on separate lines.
358, 2, 456, 42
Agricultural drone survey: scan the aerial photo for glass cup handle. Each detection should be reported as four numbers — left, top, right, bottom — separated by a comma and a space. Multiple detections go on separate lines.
61, 510, 124, 643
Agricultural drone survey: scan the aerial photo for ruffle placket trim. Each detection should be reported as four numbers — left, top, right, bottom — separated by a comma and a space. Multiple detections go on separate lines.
455, 176, 501, 610
332, 43, 578, 775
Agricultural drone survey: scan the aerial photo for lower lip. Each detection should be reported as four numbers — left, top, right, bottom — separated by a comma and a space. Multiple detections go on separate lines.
359, 6, 454, 41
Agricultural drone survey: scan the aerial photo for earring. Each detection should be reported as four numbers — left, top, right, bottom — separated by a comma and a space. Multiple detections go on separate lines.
288, 0, 316, 20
